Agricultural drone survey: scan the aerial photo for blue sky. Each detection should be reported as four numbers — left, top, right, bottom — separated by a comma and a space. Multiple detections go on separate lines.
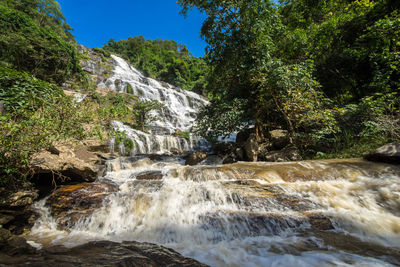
58, 0, 207, 57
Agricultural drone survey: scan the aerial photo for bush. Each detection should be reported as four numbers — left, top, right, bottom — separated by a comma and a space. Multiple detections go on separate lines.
0, 66, 62, 111
0, 5, 83, 85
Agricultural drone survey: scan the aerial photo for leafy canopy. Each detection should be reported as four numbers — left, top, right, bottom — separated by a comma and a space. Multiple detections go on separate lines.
103, 36, 208, 93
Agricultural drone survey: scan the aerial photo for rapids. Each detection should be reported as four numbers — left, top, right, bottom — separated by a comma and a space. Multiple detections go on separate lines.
28, 158, 400, 267
26, 53, 400, 266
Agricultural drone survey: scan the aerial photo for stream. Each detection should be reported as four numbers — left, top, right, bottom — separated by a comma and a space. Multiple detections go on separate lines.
28, 157, 400, 267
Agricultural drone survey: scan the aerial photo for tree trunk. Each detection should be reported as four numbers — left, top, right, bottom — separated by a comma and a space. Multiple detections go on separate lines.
255, 121, 264, 142
272, 94, 294, 143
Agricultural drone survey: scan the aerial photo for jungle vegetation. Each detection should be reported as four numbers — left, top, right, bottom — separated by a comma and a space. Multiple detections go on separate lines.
178, 0, 400, 158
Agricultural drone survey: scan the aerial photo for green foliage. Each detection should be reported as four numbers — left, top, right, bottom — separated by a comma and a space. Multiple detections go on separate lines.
110, 130, 135, 155
281, 0, 400, 102
0, 92, 95, 187
180, 0, 400, 158
173, 130, 191, 141
0, 1, 84, 85
103, 36, 208, 93
132, 100, 165, 132
92, 47, 111, 61
126, 83, 134, 94
0, 66, 62, 111
89, 91, 135, 122
193, 98, 249, 141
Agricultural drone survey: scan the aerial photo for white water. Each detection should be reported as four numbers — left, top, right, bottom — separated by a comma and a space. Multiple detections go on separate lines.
109, 121, 208, 155
29, 159, 400, 267
99, 55, 208, 133
96, 55, 209, 155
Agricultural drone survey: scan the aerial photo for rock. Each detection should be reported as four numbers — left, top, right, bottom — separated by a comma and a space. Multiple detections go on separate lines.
0, 228, 12, 244
0, 240, 208, 266
0, 191, 38, 208
257, 142, 273, 160
0, 215, 15, 226
0, 188, 39, 235
244, 133, 259, 162
269, 129, 290, 150
7, 237, 36, 253
236, 127, 255, 145
306, 213, 334, 231
262, 145, 302, 162
222, 148, 245, 164
212, 142, 236, 155
135, 171, 163, 180
31, 142, 109, 186
200, 155, 225, 165
365, 142, 400, 164
46, 183, 116, 228
184, 151, 207, 166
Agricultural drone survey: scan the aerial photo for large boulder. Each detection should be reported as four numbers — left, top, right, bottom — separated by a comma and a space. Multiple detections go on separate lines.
46, 183, 116, 228
31, 142, 108, 185
269, 129, 290, 150
0, 188, 39, 235
262, 145, 302, 162
0, 240, 208, 267
184, 151, 207, 166
235, 127, 255, 145
364, 142, 400, 164
212, 142, 236, 155
244, 133, 259, 162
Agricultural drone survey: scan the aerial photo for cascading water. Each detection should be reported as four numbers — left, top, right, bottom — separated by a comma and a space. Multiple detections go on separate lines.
25, 52, 400, 266
29, 158, 400, 267
97, 55, 209, 155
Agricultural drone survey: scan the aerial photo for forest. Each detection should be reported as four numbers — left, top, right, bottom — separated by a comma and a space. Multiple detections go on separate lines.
0, 0, 399, 188
179, 0, 400, 158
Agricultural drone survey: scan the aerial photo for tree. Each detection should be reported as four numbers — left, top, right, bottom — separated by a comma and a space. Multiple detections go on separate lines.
103, 36, 208, 93
0, 1, 83, 85
132, 100, 165, 132
179, 0, 329, 139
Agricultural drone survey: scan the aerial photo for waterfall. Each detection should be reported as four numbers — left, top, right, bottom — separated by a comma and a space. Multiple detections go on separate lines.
29, 159, 400, 267
97, 55, 209, 155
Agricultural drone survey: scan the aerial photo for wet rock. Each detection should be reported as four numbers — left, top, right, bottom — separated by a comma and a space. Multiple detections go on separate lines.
224, 158, 400, 183
6, 237, 37, 254
170, 148, 185, 155
306, 213, 334, 230
365, 142, 400, 164
184, 151, 207, 166
46, 183, 116, 228
269, 129, 290, 150
262, 145, 302, 162
223, 180, 319, 211
0, 240, 208, 266
135, 171, 163, 180
202, 210, 333, 239
244, 133, 259, 162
